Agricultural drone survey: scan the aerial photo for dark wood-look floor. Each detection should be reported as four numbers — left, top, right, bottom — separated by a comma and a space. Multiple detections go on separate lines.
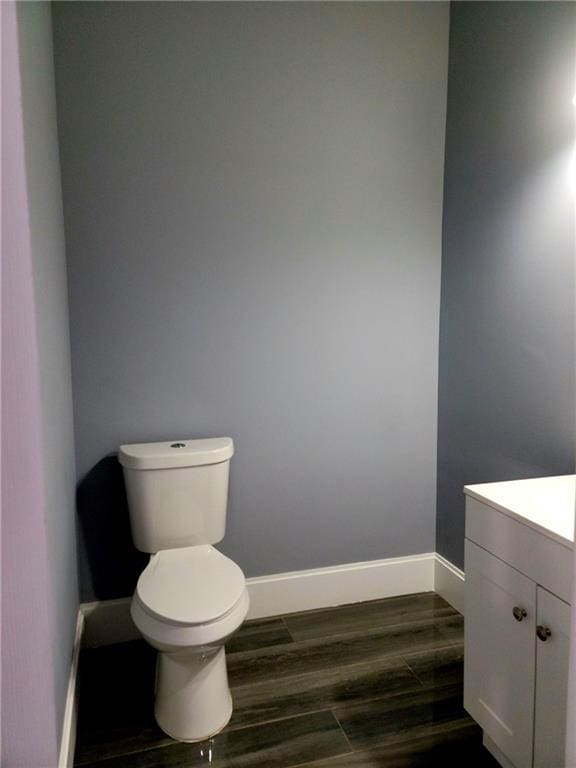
74, 593, 499, 767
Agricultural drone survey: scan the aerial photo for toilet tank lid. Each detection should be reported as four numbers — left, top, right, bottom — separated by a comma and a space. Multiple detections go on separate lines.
118, 437, 234, 470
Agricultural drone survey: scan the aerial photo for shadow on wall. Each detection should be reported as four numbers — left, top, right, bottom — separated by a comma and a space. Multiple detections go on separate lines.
77, 456, 148, 601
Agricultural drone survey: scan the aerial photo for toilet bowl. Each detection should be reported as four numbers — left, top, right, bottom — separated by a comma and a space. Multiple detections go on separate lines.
131, 544, 250, 742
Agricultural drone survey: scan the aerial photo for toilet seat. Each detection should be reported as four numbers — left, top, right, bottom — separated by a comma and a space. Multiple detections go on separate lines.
135, 545, 246, 626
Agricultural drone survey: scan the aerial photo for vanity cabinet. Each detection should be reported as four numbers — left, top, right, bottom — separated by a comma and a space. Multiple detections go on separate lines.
463, 479, 574, 768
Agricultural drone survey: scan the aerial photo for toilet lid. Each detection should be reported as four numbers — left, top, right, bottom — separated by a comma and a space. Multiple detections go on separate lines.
136, 545, 246, 625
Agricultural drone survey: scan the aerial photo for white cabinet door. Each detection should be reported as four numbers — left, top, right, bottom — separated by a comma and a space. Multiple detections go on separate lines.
533, 587, 571, 768
464, 540, 536, 768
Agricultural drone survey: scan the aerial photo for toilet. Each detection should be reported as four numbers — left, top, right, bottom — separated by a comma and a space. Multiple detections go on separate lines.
118, 437, 249, 743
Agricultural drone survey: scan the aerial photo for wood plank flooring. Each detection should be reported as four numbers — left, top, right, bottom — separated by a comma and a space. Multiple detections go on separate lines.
74, 592, 499, 767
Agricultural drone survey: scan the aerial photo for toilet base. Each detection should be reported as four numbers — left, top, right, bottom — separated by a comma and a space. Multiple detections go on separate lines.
154, 645, 233, 742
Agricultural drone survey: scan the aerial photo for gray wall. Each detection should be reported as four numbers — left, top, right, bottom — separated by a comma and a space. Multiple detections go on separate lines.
18, 1, 79, 733
437, 2, 576, 569
53, 2, 449, 600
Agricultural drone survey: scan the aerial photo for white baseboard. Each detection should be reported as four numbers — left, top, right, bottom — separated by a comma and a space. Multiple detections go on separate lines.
434, 553, 465, 615
246, 553, 435, 619
81, 551, 464, 647
58, 610, 84, 768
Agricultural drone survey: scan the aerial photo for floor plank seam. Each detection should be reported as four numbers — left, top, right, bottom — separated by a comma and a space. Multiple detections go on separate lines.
329, 708, 357, 755
279, 615, 297, 642
280, 615, 462, 647
398, 656, 427, 689
287, 742, 355, 768
75, 739, 178, 768
223, 706, 345, 735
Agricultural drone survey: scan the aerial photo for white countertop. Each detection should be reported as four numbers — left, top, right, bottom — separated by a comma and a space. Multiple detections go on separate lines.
464, 475, 576, 547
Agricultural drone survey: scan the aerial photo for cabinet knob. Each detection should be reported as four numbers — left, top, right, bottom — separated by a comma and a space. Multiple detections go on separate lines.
513, 606, 528, 622
536, 625, 552, 642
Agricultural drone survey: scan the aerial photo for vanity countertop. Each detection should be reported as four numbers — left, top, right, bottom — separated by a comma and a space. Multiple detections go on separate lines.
464, 475, 576, 548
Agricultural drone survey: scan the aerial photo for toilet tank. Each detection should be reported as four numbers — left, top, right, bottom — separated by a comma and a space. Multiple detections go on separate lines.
118, 438, 234, 553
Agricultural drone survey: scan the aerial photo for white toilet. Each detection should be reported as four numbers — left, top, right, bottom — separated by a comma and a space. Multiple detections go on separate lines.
118, 437, 249, 743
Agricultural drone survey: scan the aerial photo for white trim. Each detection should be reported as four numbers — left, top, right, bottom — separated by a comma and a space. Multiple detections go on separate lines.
58, 610, 85, 768
246, 553, 435, 619
81, 552, 437, 646
434, 553, 465, 615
